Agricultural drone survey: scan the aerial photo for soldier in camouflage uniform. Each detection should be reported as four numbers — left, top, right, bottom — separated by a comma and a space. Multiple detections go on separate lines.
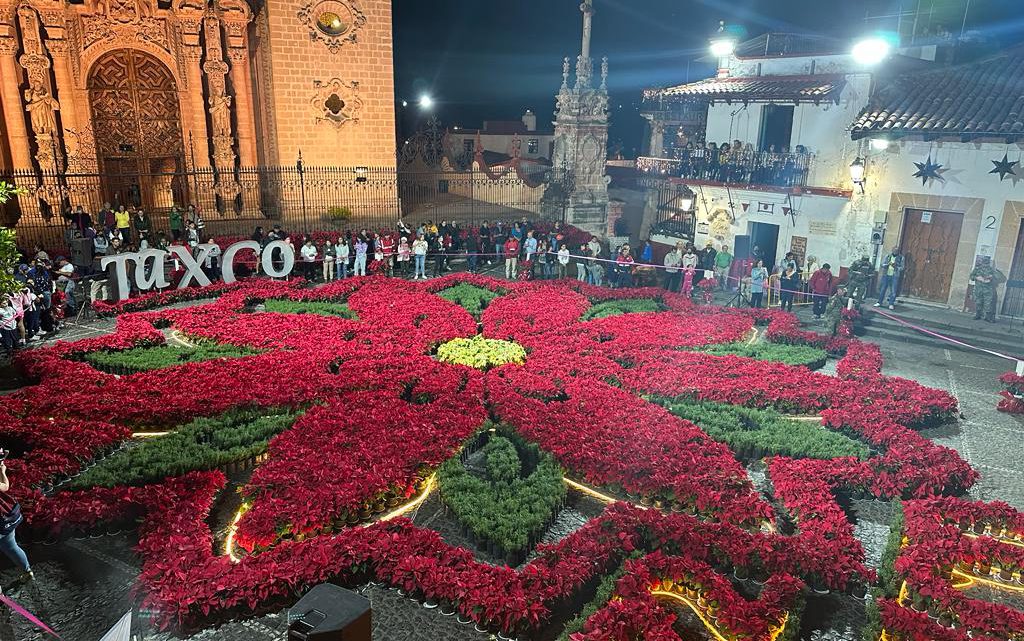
823, 287, 848, 335
846, 256, 876, 303
969, 256, 1003, 323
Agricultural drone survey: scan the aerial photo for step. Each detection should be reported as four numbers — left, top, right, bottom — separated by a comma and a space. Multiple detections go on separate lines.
860, 318, 1022, 359
862, 313, 1022, 346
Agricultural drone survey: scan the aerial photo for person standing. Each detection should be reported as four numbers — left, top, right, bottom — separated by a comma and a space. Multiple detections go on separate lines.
750, 260, 768, 308
615, 246, 635, 288
300, 239, 318, 281
847, 256, 875, 303
663, 245, 682, 292
874, 246, 904, 310
714, 244, 733, 291
808, 263, 834, 319
969, 256, 1001, 323
504, 234, 520, 280
169, 207, 183, 241
335, 237, 349, 279
682, 245, 698, 271
0, 452, 32, 583
353, 237, 368, 276
478, 221, 493, 265
412, 233, 428, 279
397, 236, 411, 275
557, 244, 570, 279
114, 206, 131, 240
524, 230, 538, 264
576, 244, 589, 281
132, 209, 152, 246
779, 265, 800, 312
700, 242, 717, 272
322, 240, 335, 282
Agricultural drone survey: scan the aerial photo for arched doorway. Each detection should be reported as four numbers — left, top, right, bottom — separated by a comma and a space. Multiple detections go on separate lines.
88, 49, 186, 212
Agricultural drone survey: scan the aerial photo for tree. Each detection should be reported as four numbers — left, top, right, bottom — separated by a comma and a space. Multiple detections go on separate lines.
0, 181, 26, 299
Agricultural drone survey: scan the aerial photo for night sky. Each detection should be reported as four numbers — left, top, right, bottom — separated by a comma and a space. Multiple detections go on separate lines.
392, 0, 1024, 154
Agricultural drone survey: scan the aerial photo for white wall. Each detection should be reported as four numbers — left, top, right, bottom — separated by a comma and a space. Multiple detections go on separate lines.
457, 134, 556, 161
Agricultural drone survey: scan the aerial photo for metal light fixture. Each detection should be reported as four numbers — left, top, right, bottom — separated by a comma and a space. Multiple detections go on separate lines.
355, 166, 368, 183
849, 157, 866, 193
852, 37, 892, 65
709, 21, 737, 58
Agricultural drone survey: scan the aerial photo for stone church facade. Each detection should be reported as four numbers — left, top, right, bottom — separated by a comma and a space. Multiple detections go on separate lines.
0, 0, 395, 231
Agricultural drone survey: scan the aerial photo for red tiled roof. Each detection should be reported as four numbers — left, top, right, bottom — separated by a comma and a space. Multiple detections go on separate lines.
647, 74, 845, 104
850, 53, 1024, 140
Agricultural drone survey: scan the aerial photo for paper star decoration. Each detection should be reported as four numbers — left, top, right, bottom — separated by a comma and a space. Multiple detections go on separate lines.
990, 154, 1019, 181
913, 155, 945, 186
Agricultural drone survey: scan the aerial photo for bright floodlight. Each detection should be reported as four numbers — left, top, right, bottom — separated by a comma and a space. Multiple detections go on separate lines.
418, 94, 434, 109
852, 37, 891, 65
869, 138, 890, 151
709, 20, 737, 58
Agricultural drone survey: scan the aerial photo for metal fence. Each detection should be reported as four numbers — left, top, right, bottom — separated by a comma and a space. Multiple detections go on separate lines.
1, 165, 551, 250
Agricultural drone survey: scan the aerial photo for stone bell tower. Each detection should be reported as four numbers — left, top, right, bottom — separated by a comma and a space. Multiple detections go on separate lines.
546, 0, 609, 235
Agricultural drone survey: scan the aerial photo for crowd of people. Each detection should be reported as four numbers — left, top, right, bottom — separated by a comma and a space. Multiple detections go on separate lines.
669, 141, 812, 187
7, 198, 922, 358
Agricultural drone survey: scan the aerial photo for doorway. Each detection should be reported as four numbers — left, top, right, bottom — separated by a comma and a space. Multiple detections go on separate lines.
1001, 218, 1024, 317
88, 49, 186, 211
749, 221, 780, 267
899, 208, 964, 303
758, 105, 793, 151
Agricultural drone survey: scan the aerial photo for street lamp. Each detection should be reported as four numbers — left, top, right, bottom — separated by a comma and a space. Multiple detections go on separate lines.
418, 94, 434, 110
852, 37, 892, 65
709, 21, 739, 78
849, 157, 866, 193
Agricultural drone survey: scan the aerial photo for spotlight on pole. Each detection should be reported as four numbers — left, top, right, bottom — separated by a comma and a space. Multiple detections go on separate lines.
852, 37, 892, 65
418, 94, 434, 110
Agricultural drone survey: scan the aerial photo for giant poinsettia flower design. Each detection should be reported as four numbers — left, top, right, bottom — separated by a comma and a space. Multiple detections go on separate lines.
6, 273, 983, 638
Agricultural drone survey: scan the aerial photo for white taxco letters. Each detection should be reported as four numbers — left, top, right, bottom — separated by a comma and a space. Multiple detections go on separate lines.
99, 240, 293, 301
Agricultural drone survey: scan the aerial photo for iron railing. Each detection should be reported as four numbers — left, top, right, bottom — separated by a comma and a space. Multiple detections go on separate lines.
637, 148, 813, 188
1, 165, 551, 250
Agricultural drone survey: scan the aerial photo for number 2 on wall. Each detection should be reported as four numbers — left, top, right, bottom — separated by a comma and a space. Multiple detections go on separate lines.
985, 216, 997, 230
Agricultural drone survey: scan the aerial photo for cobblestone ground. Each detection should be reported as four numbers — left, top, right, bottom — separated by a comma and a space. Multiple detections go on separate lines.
1, 302, 1022, 640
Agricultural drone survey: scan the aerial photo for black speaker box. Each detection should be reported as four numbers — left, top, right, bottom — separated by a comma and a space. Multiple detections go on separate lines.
287, 584, 371, 641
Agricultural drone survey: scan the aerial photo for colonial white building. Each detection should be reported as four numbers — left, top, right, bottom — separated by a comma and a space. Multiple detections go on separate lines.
639, 35, 1024, 315
851, 50, 1024, 315
445, 111, 555, 166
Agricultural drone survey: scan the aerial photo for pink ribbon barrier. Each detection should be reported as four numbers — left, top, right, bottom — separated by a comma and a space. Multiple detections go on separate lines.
0, 593, 62, 639
870, 307, 1022, 362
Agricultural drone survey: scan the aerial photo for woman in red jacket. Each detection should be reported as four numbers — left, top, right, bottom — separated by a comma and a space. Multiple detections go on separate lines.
808, 263, 834, 319
504, 236, 520, 279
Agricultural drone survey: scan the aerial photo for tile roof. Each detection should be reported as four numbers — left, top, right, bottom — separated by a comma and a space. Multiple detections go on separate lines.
850, 53, 1024, 140
647, 75, 845, 104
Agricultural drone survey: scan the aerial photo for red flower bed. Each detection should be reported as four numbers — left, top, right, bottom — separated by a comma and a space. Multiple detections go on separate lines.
0, 276, 980, 635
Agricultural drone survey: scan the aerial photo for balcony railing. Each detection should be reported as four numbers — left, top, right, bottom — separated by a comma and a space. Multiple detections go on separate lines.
637, 148, 813, 188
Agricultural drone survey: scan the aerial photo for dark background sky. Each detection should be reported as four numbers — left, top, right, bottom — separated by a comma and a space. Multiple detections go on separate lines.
392, 0, 1024, 154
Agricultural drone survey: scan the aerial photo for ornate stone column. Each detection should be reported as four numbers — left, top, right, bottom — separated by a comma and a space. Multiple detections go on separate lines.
227, 46, 257, 166
0, 37, 32, 169
202, 14, 239, 201
177, 10, 211, 170
44, 38, 79, 161
17, 4, 61, 172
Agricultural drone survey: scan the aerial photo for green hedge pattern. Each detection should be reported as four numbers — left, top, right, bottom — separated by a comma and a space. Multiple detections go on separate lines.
581, 298, 661, 321
68, 408, 300, 489
438, 430, 565, 556
694, 342, 829, 369
85, 342, 258, 374
436, 283, 500, 316
262, 299, 357, 319
659, 398, 870, 462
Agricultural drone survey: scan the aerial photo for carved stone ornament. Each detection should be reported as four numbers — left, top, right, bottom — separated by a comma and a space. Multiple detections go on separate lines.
310, 78, 362, 128
297, 0, 366, 53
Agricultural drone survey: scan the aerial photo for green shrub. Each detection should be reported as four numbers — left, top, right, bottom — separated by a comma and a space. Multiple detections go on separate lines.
69, 408, 300, 489
263, 299, 357, 319
436, 283, 499, 315
439, 430, 565, 557
659, 398, 870, 461
557, 552, 643, 641
693, 342, 828, 369
85, 342, 258, 374
326, 206, 353, 221
581, 298, 661, 321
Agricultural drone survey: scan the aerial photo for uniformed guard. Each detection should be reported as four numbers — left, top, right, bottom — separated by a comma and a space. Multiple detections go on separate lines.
969, 256, 1003, 323
846, 256, 876, 303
